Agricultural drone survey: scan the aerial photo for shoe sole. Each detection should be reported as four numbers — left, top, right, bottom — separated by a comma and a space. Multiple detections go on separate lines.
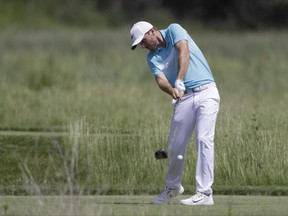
180, 200, 214, 206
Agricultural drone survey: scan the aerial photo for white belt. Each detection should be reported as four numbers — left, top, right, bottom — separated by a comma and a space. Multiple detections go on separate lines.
185, 82, 216, 94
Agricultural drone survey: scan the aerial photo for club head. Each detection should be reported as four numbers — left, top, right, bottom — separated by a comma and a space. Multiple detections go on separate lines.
154, 148, 168, 160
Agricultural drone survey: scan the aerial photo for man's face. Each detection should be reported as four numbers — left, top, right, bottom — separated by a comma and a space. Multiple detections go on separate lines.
139, 30, 158, 51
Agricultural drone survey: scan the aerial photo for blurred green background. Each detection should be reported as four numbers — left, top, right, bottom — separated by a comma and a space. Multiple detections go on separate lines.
1, 0, 288, 29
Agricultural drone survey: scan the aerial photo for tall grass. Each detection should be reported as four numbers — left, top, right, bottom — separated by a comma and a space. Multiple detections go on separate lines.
0, 27, 288, 195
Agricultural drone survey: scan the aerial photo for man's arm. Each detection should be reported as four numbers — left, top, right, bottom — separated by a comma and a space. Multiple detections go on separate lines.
155, 73, 181, 100
154, 40, 189, 100
175, 39, 190, 81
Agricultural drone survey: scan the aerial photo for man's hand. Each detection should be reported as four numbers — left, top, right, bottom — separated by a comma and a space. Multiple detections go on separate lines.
175, 79, 186, 99
171, 88, 183, 100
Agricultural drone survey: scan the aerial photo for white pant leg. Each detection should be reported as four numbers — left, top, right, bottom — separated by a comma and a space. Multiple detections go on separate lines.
165, 93, 196, 189
165, 85, 220, 192
195, 86, 220, 195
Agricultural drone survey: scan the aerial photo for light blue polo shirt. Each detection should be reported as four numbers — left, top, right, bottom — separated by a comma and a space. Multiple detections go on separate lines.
147, 23, 214, 89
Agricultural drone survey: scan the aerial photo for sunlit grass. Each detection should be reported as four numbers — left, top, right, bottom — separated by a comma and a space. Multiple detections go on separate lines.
0, 27, 288, 195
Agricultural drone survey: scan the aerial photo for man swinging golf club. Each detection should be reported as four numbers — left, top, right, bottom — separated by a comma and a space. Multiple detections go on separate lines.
130, 21, 220, 205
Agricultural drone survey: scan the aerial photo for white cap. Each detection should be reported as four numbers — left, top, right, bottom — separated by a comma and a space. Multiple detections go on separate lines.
130, 21, 153, 50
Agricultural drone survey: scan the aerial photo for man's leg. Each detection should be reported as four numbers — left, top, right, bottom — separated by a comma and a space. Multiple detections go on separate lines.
152, 94, 195, 204
195, 88, 220, 195
165, 95, 196, 189
180, 86, 220, 206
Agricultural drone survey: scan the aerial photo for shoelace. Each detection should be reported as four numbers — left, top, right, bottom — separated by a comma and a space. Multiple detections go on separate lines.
159, 187, 174, 198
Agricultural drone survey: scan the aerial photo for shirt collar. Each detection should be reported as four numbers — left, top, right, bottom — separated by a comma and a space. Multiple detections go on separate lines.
154, 29, 169, 52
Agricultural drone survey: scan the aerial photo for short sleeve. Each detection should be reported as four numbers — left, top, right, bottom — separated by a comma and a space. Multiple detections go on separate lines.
168, 24, 189, 45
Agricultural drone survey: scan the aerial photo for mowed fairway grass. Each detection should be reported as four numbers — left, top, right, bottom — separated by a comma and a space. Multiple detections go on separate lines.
1, 195, 288, 216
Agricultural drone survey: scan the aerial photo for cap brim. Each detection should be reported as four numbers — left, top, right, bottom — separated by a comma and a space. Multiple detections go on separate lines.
130, 37, 143, 50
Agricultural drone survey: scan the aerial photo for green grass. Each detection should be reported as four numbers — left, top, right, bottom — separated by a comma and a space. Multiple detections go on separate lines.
0, 124, 287, 196
0, 27, 288, 195
1, 195, 288, 216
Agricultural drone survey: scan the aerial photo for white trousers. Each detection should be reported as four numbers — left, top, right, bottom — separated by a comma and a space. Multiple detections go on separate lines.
165, 83, 220, 195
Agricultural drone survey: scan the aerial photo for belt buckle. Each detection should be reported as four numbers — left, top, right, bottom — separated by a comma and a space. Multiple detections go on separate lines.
184, 89, 192, 94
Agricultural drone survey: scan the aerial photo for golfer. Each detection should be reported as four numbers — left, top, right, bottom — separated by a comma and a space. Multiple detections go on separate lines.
130, 21, 220, 205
